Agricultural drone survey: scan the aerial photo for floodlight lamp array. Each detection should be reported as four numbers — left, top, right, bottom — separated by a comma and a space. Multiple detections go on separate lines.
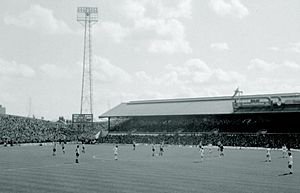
77, 7, 98, 22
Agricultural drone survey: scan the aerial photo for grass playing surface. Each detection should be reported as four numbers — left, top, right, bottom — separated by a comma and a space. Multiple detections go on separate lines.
0, 144, 299, 193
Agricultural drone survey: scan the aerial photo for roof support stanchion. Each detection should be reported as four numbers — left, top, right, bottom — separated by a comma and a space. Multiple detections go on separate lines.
108, 117, 111, 131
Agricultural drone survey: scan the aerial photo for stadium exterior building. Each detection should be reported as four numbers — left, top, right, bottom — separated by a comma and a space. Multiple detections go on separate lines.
99, 93, 300, 134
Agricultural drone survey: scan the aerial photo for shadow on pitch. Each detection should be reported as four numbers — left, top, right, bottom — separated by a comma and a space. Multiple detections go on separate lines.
193, 161, 203, 163
260, 160, 272, 162
278, 156, 286, 159
278, 173, 292, 176
63, 162, 73, 165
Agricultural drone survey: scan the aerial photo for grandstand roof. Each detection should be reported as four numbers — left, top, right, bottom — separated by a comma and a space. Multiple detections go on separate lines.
100, 93, 300, 117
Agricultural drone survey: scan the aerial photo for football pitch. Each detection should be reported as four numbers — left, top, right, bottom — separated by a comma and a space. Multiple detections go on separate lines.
0, 144, 299, 193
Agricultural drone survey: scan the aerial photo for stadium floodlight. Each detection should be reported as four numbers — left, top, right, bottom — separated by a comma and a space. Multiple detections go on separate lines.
76, 7, 98, 115
77, 7, 98, 23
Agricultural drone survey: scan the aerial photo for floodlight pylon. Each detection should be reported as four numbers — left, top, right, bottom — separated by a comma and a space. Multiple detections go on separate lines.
77, 7, 98, 114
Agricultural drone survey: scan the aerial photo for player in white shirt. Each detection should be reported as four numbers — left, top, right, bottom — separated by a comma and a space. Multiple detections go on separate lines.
208, 143, 213, 154
114, 145, 118, 160
200, 147, 204, 162
217, 141, 221, 151
282, 144, 287, 158
75, 145, 80, 163
288, 152, 293, 174
198, 141, 203, 150
266, 148, 271, 162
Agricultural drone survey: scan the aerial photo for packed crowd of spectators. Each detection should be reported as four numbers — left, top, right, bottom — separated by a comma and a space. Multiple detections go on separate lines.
106, 114, 300, 148
0, 114, 105, 144
0, 114, 71, 144
99, 133, 300, 149
1, 113, 299, 149
109, 114, 299, 134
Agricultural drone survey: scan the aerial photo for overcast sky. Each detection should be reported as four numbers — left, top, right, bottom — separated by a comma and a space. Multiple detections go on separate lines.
0, 0, 299, 120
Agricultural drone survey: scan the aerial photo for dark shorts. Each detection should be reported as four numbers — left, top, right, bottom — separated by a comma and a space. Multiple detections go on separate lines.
288, 164, 292, 169
53, 148, 56, 152
76, 153, 79, 157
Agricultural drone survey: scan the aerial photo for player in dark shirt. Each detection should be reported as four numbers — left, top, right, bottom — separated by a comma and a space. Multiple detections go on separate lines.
61, 142, 65, 154
75, 145, 80, 163
82, 143, 85, 153
53, 142, 57, 156
159, 144, 164, 156
219, 144, 224, 157
133, 141, 136, 151
152, 144, 155, 156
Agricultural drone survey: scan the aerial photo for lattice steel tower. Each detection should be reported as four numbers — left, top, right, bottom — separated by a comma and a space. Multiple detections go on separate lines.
77, 7, 98, 114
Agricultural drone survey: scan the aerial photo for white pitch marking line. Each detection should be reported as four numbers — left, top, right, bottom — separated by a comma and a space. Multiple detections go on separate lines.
92, 155, 112, 161
1, 163, 71, 172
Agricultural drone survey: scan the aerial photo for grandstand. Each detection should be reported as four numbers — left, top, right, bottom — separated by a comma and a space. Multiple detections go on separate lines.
99, 93, 300, 148
1, 92, 299, 147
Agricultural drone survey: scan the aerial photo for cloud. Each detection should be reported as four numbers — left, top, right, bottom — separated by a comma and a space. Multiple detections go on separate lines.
283, 61, 300, 69
243, 78, 300, 96
124, 0, 146, 20
268, 46, 280, 51
248, 58, 300, 71
210, 42, 230, 51
214, 69, 244, 82
142, 17, 191, 54
246, 59, 300, 93
149, 37, 191, 54
93, 56, 132, 84
4, 4, 73, 34
209, 0, 249, 18
156, 0, 192, 19
146, 19, 191, 54
39, 63, 74, 79
124, 0, 192, 54
268, 42, 300, 53
0, 58, 35, 78
177, 59, 244, 83
289, 42, 300, 53
134, 58, 245, 98
167, 59, 212, 83
124, 0, 192, 20
248, 58, 275, 71
97, 21, 130, 43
